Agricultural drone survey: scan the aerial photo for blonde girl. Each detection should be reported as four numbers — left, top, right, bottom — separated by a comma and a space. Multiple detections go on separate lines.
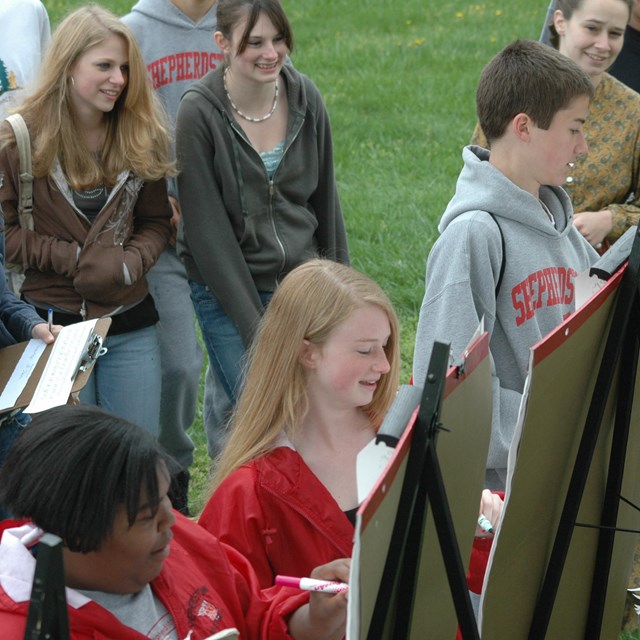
0, 5, 173, 434
200, 259, 502, 595
200, 259, 399, 585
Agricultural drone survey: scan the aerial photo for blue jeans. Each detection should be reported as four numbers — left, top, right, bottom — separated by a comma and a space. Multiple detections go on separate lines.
147, 248, 203, 470
203, 363, 232, 460
79, 325, 161, 436
189, 282, 271, 405
0, 411, 30, 519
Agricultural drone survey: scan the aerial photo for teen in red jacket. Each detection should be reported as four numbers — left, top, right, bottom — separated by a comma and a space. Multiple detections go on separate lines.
0, 405, 348, 640
200, 259, 502, 597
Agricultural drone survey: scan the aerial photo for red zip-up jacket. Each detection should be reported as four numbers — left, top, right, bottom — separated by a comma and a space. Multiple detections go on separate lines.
0, 128, 171, 319
199, 447, 494, 594
0, 515, 307, 639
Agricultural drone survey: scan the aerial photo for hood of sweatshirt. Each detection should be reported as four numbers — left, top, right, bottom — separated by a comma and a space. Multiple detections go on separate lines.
0, 522, 89, 608
439, 145, 575, 239
121, 0, 222, 156
123, 0, 218, 31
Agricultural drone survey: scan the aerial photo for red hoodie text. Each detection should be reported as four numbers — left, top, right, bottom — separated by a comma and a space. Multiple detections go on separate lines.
511, 267, 577, 326
148, 51, 224, 89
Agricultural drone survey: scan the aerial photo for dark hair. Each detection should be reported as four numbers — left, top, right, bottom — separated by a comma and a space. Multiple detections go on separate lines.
216, 0, 294, 56
476, 39, 594, 143
0, 405, 169, 553
548, 0, 633, 48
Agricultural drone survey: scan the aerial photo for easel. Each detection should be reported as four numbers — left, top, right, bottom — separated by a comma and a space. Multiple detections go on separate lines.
367, 341, 480, 640
24, 533, 70, 640
528, 225, 640, 639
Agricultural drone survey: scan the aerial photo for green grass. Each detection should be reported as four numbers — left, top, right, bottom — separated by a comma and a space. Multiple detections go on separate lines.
35, 0, 568, 507
39, 1, 639, 634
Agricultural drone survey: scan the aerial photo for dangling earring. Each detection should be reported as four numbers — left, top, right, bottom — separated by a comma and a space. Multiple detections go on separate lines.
70, 76, 75, 87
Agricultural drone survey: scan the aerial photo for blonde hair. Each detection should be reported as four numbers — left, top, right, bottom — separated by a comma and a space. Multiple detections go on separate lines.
0, 5, 173, 189
211, 259, 401, 489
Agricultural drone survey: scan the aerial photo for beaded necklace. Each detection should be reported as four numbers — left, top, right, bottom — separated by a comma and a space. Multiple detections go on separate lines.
223, 67, 279, 123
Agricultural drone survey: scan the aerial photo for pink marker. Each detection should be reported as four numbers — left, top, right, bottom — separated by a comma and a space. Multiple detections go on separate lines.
275, 574, 349, 594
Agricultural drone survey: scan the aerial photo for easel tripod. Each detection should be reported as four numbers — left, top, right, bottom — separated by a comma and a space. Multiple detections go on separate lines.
529, 226, 640, 639
367, 341, 481, 640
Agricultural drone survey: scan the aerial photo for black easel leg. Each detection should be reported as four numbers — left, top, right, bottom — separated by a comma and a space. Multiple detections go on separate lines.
368, 343, 450, 640
425, 444, 480, 640
25, 533, 70, 640
391, 456, 430, 638
390, 440, 480, 640
584, 303, 640, 638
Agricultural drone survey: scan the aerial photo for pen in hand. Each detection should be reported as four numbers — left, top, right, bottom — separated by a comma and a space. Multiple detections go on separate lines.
47, 308, 53, 334
477, 513, 494, 535
275, 574, 349, 594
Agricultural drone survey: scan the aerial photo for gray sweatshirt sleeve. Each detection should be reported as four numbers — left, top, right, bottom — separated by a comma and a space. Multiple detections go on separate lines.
412, 215, 520, 480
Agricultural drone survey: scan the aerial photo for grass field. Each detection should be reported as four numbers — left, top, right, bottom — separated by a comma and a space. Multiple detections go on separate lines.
34, 0, 640, 636
42, 0, 544, 379
43, 0, 546, 511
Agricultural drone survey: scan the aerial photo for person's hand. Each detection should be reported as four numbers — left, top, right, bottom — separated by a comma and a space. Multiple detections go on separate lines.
288, 558, 350, 640
475, 489, 503, 538
573, 210, 613, 249
31, 322, 62, 344
168, 195, 181, 247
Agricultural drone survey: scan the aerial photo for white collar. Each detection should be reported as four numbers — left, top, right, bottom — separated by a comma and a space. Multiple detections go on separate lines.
0, 523, 90, 608
274, 432, 296, 450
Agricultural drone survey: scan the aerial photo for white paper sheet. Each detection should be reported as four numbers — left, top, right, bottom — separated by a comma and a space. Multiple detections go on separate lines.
0, 339, 47, 411
346, 515, 362, 640
575, 269, 605, 309
25, 319, 98, 414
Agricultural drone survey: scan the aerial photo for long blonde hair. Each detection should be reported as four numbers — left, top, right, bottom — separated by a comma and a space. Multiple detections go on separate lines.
0, 5, 173, 189
211, 259, 401, 488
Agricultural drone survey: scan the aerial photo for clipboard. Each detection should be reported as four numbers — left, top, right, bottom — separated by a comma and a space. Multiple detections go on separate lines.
0, 317, 111, 413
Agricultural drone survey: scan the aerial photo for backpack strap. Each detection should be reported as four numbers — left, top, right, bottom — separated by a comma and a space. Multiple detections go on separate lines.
5, 113, 33, 230
4, 113, 33, 273
486, 212, 505, 298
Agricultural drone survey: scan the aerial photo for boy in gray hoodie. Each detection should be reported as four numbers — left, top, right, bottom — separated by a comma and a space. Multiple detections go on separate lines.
413, 40, 599, 490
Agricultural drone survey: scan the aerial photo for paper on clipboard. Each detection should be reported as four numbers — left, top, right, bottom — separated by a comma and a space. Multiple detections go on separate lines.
25, 319, 99, 414
0, 339, 47, 411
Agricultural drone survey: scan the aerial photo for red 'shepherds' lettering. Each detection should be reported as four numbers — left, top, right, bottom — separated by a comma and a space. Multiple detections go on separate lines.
148, 52, 224, 89
511, 267, 577, 327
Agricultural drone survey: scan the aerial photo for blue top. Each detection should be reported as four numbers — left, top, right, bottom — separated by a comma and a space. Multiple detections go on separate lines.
259, 140, 285, 179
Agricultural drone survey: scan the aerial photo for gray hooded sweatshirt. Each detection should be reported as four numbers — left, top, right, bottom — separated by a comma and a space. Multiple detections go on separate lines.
122, 0, 221, 196
413, 145, 598, 489
122, 0, 221, 126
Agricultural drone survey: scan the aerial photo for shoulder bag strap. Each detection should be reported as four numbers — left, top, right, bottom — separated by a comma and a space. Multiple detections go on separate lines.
486, 212, 505, 298
5, 113, 34, 230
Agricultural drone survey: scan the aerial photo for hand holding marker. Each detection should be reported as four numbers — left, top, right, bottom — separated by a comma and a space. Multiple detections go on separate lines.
275, 575, 349, 594
477, 513, 494, 535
